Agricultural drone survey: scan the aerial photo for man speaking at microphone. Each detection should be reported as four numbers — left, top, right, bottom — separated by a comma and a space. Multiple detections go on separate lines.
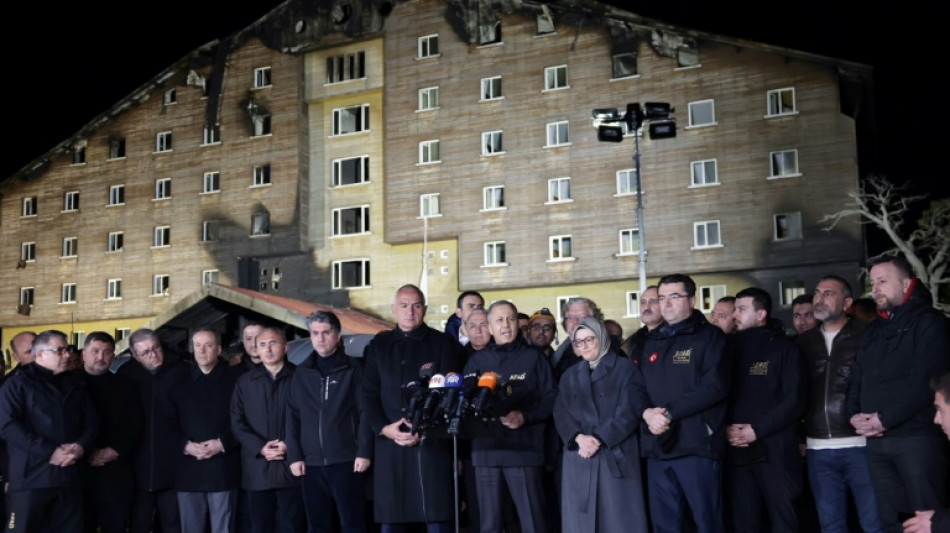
463, 300, 557, 533
361, 284, 461, 533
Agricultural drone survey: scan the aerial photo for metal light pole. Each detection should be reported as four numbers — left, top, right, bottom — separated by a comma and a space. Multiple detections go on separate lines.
633, 130, 647, 294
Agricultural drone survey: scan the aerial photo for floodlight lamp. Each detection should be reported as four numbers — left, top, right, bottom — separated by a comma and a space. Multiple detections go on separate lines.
648, 121, 676, 139
597, 123, 625, 142
643, 102, 673, 120
592, 108, 621, 121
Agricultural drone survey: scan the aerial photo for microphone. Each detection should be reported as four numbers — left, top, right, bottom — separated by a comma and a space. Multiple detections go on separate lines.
439, 372, 463, 419
471, 371, 499, 417
418, 362, 436, 384
418, 373, 446, 432
403, 380, 425, 431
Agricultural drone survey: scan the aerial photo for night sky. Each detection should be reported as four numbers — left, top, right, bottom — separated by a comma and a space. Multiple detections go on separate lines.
5, 1, 941, 200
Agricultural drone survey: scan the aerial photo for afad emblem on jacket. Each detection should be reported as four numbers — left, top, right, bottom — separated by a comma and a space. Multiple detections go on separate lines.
748, 361, 769, 376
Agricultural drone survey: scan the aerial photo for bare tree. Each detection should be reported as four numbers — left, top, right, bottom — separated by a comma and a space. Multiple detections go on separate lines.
819, 175, 950, 313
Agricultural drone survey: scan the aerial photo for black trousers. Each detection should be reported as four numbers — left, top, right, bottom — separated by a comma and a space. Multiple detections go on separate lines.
7, 488, 82, 533
474, 466, 546, 533
724, 460, 802, 533
866, 434, 948, 533
130, 488, 180, 533
84, 500, 132, 533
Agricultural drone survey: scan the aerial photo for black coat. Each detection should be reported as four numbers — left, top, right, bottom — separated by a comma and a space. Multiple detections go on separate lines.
0, 364, 98, 491
230, 362, 298, 491
361, 324, 461, 523
286, 349, 372, 467
847, 280, 950, 436
116, 354, 190, 491
170, 360, 242, 492
80, 371, 144, 503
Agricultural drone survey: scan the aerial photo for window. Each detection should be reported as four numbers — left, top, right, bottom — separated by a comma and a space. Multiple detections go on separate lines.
690, 159, 719, 186
419, 140, 440, 164
153, 226, 170, 247
63, 191, 79, 212
549, 235, 574, 261
203, 124, 221, 144
333, 155, 370, 186
109, 137, 126, 159
164, 88, 177, 104
483, 242, 507, 266
71, 332, 86, 348
202, 172, 220, 193
537, 13, 555, 34
420, 193, 441, 218
546, 121, 570, 147
332, 104, 370, 135
418, 34, 439, 58
547, 177, 571, 203
201, 221, 218, 242
156, 131, 172, 152
108, 185, 125, 206
253, 66, 272, 88
155, 178, 172, 200
677, 46, 699, 68
481, 77, 502, 100
251, 115, 271, 137
616, 169, 638, 196
544, 65, 568, 90
483, 186, 505, 210
619, 228, 639, 255
482, 131, 503, 155
774, 212, 803, 240
625, 291, 641, 317
20, 242, 36, 262
251, 213, 271, 236
62, 237, 78, 258
61, 283, 77, 304
332, 259, 371, 288
612, 52, 638, 78
202, 270, 219, 285
699, 285, 727, 313
106, 279, 122, 300
20, 287, 34, 307
688, 100, 716, 127
22, 197, 37, 217
332, 205, 370, 236
107, 232, 124, 252
115, 328, 131, 341
152, 274, 170, 296
478, 21, 501, 45
767, 87, 796, 116
693, 220, 722, 249
418, 87, 439, 111
327, 51, 366, 84
253, 165, 271, 186
780, 280, 806, 306
72, 147, 86, 164
769, 149, 799, 178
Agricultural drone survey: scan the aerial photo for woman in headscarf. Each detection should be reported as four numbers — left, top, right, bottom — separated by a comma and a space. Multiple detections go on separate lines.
553, 316, 649, 533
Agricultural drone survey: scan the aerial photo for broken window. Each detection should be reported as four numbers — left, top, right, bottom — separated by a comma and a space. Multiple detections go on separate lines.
612, 53, 638, 78
677, 47, 699, 68
537, 13, 555, 34
72, 145, 86, 164
109, 137, 126, 159
327, 51, 366, 83
774, 212, 803, 240
251, 213, 271, 236
479, 21, 501, 45
201, 221, 218, 242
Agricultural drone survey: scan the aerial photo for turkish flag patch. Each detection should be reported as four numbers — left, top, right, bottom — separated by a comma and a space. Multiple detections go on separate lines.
648, 352, 658, 363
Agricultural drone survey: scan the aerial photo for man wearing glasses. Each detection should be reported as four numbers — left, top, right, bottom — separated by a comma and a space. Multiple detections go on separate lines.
639, 274, 730, 533
551, 297, 604, 382
0, 329, 97, 533
117, 328, 190, 533
526, 308, 557, 360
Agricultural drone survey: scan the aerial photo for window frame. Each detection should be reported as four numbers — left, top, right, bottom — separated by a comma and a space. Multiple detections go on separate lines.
20, 287, 34, 307
326, 51, 366, 84
548, 234, 574, 262
253, 66, 272, 89
482, 185, 506, 211
332, 104, 370, 136
203, 124, 221, 145
687, 99, 716, 128
546, 177, 572, 204
780, 280, 807, 306
483, 241, 507, 267
20, 242, 36, 262
774, 212, 803, 241
419, 140, 441, 165
612, 52, 638, 79
418, 86, 440, 111
420, 193, 441, 218
480, 76, 502, 101
481, 130, 504, 156
251, 214, 271, 237
616, 169, 639, 196
202, 269, 219, 285
252, 164, 272, 187
152, 226, 171, 248
332, 259, 371, 289
155, 178, 172, 200
625, 290, 641, 318
690, 159, 719, 187
331, 205, 371, 236
63, 191, 80, 212
21, 196, 37, 217
163, 88, 177, 105
769, 149, 800, 179
201, 221, 218, 243
545, 121, 570, 148
62, 236, 78, 258
61, 283, 77, 304
106, 279, 122, 300
418, 34, 439, 58
699, 285, 727, 313
155, 131, 173, 153
108, 138, 126, 159
202, 171, 221, 194
766, 87, 797, 117
543, 65, 568, 91
107, 232, 124, 253
152, 274, 170, 297
108, 184, 125, 206
618, 228, 640, 256
692, 220, 723, 249
332, 155, 370, 186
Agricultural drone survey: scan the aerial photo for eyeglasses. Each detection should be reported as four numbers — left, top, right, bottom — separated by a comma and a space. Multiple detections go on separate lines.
530, 324, 555, 333
137, 345, 162, 357
657, 293, 690, 303
39, 347, 69, 355
565, 314, 589, 322
572, 336, 598, 349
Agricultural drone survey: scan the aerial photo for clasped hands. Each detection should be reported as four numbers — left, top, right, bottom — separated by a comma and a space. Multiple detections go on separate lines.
727, 424, 757, 447
850, 412, 885, 437
184, 439, 225, 460
643, 407, 671, 435
49, 443, 84, 467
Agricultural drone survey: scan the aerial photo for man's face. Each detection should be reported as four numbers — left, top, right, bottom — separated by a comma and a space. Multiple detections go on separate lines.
639, 288, 662, 329
257, 330, 288, 365
869, 262, 911, 312
710, 301, 736, 334
310, 322, 341, 358
488, 304, 519, 345
33, 336, 70, 374
11, 334, 35, 364
935, 391, 950, 440
658, 282, 694, 325
813, 279, 852, 323
464, 311, 491, 350
392, 288, 426, 332
455, 294, 484, 322
192, 330, 221, 370
733, 297, 764, 332
792, 303, 818, 334
564, 302, 593, 336
243, 325, 263, 362
132, 337, 164, 371
82, 340, 116, 376
528, 317, 556, 348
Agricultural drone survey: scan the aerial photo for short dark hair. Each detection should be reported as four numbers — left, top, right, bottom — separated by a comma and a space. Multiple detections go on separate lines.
192, 327, 222, 347
791, 294, 813, 307
932, 372, 950, 403
456, 291, 484, 309
84, 331, 116, 348
307, 310, 341, 334
33, 330, 68, 350
517, 313, 530, 321
658, 274, 696, 298
242, 318, 263, 333
868, 254, 914, 279
736, 287, 772, 318
257, 326, 287, 343
717, 296, 736, 305
818, 275, 853, 298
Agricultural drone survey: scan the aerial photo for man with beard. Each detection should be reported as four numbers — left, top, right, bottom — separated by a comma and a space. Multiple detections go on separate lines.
623, 286, 662, 361
709, 297, 736, 335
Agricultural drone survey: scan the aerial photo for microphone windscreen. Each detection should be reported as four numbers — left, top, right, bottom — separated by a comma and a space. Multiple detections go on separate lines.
428, 374, 446, 388
418, 362, 436, 381
477, 371, 499, 390
444, 372, 463, 389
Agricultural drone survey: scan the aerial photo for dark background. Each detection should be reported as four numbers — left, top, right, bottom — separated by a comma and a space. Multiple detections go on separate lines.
4, 1, 940, 200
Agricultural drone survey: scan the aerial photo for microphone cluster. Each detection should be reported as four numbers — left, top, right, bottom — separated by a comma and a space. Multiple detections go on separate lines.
402, 365, 517, 437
